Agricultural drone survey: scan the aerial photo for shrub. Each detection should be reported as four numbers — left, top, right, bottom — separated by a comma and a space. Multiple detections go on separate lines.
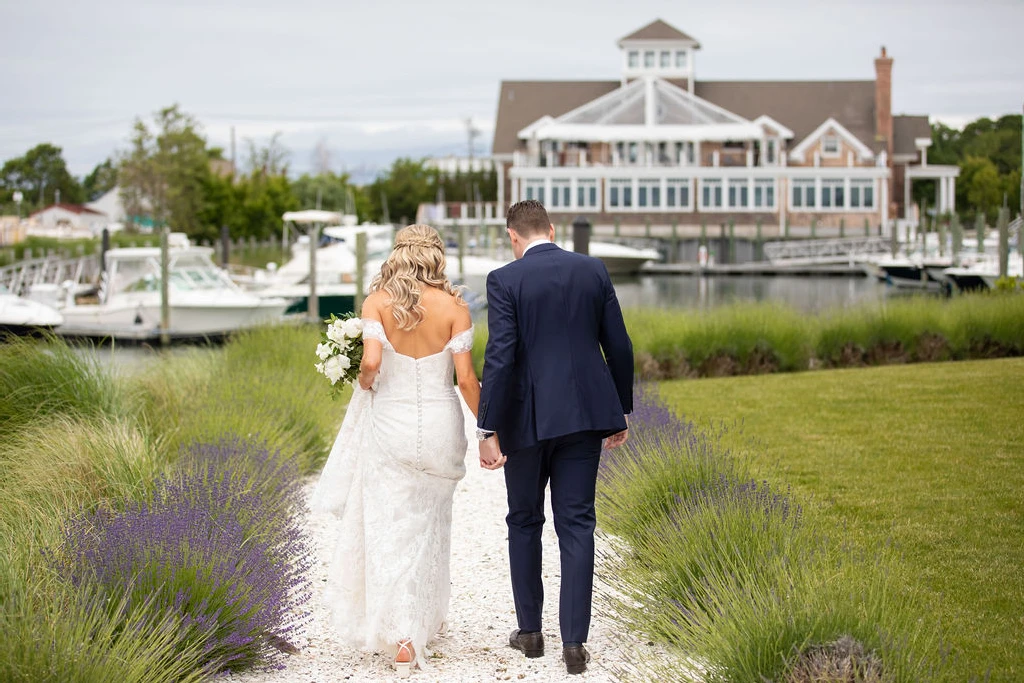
51, 438, 313, 674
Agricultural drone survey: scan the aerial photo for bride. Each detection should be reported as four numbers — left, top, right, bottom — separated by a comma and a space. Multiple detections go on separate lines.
310, 224, 499, 677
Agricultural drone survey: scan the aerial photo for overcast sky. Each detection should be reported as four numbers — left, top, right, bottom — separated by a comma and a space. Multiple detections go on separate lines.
2, 0, 1022, 182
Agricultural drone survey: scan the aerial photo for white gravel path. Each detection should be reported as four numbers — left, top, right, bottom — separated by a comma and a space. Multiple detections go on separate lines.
231, 405, 681, 682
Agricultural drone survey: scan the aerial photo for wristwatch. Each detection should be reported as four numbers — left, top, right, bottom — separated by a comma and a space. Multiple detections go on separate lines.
476, 428, 495, 441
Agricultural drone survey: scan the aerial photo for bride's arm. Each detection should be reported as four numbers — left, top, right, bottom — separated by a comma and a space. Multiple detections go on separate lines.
359, 296, 383, 390
454, 351, 480, 418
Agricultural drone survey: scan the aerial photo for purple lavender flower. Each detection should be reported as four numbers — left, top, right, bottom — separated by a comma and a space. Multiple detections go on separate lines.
52, 436, 313, 674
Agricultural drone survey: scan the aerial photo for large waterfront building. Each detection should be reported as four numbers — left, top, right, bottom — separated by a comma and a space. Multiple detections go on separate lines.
491, 19, 957, 233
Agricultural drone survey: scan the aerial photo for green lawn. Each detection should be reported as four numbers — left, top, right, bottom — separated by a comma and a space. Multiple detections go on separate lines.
658, 358, 1024, 682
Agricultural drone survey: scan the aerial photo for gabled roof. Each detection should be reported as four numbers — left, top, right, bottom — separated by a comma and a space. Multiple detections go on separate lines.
492, 80, 620, 154
30, 202, 107, 217
789, 117, 875, 162
618, 19, 701, 47
694, 80, 879, 152
517, 78, 763, 143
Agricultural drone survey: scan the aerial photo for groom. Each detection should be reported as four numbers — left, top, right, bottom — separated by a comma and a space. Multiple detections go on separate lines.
477, 199, 633, 675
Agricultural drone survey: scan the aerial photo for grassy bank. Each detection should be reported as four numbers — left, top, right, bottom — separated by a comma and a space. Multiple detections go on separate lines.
0, 325, 342, 681
626, 294, 1024, 379
655, 359, 1024, 681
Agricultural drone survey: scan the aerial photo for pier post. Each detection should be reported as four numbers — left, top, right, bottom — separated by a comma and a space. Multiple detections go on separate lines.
727, 220, 736, 264
100, 228, 110, 273
864, 217, 870, 237
783, 217, 790, 239
488, 224, 498, 259
975, 211, 985, 254
839, 218, 846, 238
890, 218, 899, 257
951, 213, 962, 262
997, 205, 1009, 278
670, 220, 679, 264
354, 231, 367, 316
755, 218, 763, 261
645, 218, 651, 239
456, 220, 466, 280
159, 228, 170, 346
810, 218, 817, 240
572, 216, 591, 256
308, 223, 319, 324
613, 217, 620, 238
220, 225, 230, 267
938, 214, 947, 257
700, 220, 707, 248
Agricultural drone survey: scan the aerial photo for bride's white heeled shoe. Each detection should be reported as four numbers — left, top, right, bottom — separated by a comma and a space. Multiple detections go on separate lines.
395, 640, 416, 678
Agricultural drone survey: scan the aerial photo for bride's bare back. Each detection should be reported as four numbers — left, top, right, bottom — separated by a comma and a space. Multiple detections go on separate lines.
364, 287, 471, 359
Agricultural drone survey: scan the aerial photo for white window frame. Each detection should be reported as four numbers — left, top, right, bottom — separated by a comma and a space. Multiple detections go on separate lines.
675, 50, 687, 68
791, 178, 816, 210
849, 179, 875, 210
726, 178, 750, 209
821, 178, 844, 210
821, 134, 840, 158
644, 50, 655, 68
576, 178, 598, 209
753, 178, 776, 209
659, 50, 671, 68
665, 178, 693, 211
627, 50, 639, 68
550, 178, 571, 209
638, 178, 661, 209
524, 179, 545, 204
607, 178, 634, 212
699, 178, 724, 211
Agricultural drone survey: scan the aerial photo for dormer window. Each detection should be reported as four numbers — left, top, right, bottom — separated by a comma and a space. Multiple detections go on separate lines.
822, 134, 840, 156
644, 51, 655, 67
675, 50, 688, 68
628, 50, 639, 68
660, 51, 671, 67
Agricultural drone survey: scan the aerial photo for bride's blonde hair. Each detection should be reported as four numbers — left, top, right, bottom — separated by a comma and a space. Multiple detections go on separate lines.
371, 224, 464, 331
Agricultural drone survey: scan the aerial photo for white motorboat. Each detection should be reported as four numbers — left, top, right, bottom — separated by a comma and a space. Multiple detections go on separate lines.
571, 241, 662, 275
28, 236, 290, 341
0, 283, 64, 335
944, 253, 1024, 291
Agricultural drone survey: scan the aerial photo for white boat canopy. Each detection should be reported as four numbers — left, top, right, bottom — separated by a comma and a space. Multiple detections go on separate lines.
282, 210, 345, 224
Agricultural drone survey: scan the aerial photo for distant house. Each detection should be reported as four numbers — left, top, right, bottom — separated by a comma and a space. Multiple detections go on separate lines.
28, 203, 109, 238
491, 19, 958, 232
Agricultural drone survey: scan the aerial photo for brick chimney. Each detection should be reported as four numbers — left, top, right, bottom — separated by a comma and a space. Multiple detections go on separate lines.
874, 46, 893, 158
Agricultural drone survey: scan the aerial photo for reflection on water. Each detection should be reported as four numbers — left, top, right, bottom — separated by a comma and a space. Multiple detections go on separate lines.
612, 275, 888, 313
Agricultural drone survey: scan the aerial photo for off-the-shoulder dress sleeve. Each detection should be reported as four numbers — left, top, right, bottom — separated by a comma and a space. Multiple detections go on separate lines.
445, 325, 475, 354
361, 319, 392, 350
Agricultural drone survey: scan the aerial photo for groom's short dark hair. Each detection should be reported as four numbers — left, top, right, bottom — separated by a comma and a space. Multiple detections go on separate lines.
507, 200, 551, 237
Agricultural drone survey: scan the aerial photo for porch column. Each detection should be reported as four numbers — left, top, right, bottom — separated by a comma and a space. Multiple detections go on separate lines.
497, 161, 505, 217
880, 176, 889, 231
948, 176, 956, 214
935, 177, 943, 214
904, 167, 912, 220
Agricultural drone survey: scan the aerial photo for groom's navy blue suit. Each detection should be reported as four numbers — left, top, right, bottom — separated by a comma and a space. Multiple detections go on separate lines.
478, 241, 633, 645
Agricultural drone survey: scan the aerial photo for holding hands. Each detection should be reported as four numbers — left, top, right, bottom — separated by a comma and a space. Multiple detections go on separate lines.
479, 435, 507, 470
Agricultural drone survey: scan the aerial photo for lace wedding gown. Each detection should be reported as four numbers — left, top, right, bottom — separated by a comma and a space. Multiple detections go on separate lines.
310, 319, 473, 663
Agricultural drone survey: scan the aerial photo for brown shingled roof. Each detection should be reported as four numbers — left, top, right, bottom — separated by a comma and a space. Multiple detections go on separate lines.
491, 80, 619, 155
492, 78, 888, 156
618, 19, 700, 47
694, 80, 879, 151
892, 115, 930, 156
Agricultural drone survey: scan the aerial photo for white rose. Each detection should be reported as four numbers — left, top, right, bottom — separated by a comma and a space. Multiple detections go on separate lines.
314, 362, 325, 375
341, 317, 364, 339
326, 321, 347, 345
315, 342, 335, 361
323, 354, 351, 384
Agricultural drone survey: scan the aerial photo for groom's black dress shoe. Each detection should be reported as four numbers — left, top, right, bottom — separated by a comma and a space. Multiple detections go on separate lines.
508, 629, 544, 658
562, 644, 590, 675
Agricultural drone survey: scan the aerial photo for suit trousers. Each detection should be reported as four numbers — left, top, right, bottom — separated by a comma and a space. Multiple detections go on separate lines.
502, 430, 603, 645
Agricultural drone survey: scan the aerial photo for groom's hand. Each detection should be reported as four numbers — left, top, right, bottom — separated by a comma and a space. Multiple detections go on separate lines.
604, 416, 630, 450
479, 436, 507, 470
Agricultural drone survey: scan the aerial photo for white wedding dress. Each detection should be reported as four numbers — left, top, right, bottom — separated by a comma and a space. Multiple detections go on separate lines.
311, 319, 473, 664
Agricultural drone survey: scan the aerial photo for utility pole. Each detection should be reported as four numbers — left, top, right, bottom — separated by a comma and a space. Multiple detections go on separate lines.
466, 117, 480, 161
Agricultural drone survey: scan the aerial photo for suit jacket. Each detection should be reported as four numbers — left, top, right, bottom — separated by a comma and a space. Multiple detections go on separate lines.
477, 242, 633, 454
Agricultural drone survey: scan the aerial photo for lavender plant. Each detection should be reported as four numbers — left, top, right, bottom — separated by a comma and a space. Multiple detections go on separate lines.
51, 437, 313, 674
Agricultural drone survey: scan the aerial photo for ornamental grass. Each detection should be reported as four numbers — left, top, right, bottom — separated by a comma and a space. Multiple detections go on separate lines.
596, 385, 945, 681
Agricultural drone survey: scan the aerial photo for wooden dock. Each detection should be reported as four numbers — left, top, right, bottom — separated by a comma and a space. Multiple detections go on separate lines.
641, 262, 869, 277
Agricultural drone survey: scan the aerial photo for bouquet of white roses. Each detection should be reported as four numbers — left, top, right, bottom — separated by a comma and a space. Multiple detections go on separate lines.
315, 313, 364, 399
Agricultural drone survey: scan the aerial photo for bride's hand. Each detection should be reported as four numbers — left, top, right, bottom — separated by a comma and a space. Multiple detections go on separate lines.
479, 436, 506, 470
358, 372, 376, 391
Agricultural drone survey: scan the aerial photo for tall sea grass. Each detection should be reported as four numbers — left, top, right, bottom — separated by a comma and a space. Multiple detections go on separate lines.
597, 385, 944, 681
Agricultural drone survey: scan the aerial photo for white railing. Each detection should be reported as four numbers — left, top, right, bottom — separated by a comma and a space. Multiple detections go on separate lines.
763, 237, 892, 265
0, 254, 101, 295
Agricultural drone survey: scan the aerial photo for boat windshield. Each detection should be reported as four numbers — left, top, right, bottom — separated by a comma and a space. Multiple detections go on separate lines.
117, 251, 237, 293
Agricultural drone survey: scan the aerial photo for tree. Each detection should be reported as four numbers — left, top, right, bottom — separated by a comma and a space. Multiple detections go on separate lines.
244, 132, 289, 178
366, 158, 435, 224
0, 143, 84, 211
118, 105, 211, 234
82, 158, 118, 201
963, 156, 1002, 221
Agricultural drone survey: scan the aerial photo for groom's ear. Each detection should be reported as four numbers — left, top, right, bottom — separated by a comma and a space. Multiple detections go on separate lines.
548, 224, 555, 240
